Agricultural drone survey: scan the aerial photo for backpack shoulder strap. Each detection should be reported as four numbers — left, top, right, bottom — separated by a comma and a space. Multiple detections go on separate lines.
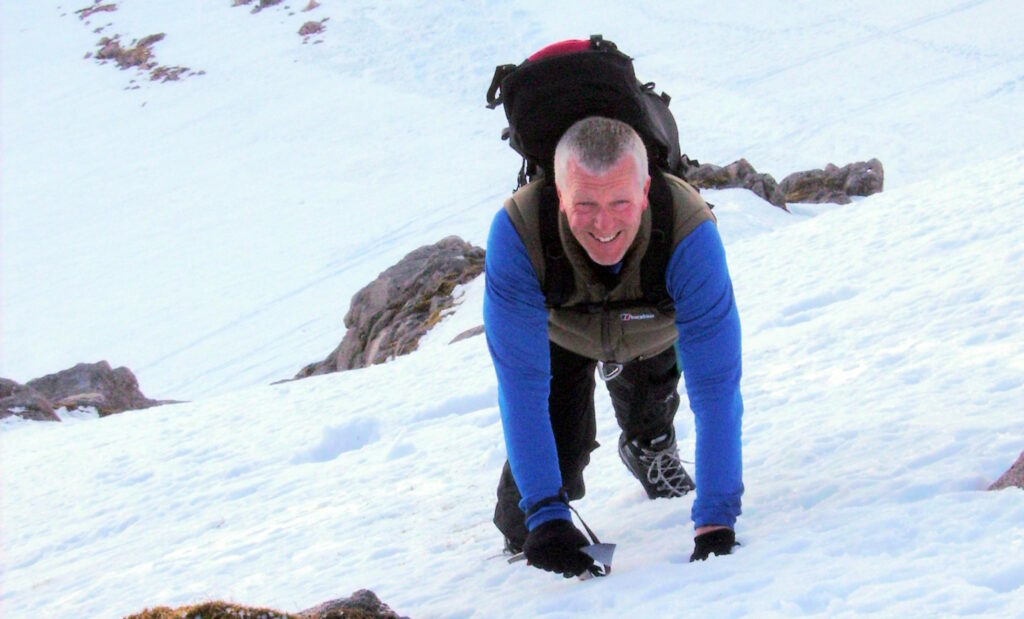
639, 169, 674, 311
537, 182, 575, 308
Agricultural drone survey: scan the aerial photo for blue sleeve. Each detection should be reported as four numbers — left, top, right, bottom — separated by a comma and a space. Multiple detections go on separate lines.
483, 210, 571, 529
666, 220, 744, 529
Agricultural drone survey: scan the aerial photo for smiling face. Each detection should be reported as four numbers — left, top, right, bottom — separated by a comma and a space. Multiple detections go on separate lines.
557, 153, 651, 266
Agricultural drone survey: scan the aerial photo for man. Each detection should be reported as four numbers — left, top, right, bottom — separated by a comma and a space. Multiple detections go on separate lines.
484, 116, 744, 578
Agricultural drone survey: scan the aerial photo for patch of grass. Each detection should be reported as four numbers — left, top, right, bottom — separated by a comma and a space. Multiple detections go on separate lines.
92, 33, 199, 83
126, 599, 400, 618
125, 601, 296, 619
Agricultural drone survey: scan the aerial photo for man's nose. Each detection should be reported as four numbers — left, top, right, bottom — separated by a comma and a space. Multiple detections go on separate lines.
592, 206, 613, 229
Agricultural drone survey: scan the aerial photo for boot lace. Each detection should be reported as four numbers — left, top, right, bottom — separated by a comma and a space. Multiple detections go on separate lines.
636, 437, 694, 497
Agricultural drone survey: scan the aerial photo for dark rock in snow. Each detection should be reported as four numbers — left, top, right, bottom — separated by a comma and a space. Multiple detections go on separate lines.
26, 361, 167, 417
685, 157, 884, 208
0, 378, 24, 400
299, 589, 408, 618
54, 392, 109, 411
988, 450, 1024, 491
450, 324, 485, 344
773, 158, 884, 205
686, 158, 786, 208
296, 236, 485, 378
0, 379, 60, 422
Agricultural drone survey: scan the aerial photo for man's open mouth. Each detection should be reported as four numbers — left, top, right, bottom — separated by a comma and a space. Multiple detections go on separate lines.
590, 231, 621, 244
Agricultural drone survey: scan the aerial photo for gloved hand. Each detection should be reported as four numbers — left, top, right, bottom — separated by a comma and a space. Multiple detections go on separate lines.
689, 528, 738, 562
523, 519, 595, 578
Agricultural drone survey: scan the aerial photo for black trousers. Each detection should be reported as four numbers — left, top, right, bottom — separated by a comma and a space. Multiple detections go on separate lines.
493, 341, 682, 547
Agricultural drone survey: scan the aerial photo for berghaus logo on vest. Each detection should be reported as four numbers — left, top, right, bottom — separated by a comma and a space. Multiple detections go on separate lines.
620, 311, 656, 322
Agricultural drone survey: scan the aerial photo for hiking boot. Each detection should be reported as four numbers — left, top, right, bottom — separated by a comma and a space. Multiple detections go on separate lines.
618, 430, 695, 499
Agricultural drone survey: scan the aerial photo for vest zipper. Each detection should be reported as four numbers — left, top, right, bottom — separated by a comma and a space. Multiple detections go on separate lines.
600, 297, 614, 361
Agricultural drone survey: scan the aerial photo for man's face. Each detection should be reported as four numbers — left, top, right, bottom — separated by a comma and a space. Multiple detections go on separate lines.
557, 154, 650, 266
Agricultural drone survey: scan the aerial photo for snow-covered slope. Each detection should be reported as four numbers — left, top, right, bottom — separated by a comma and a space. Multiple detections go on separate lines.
4, 1, 1023, 400
2, 2, 1023, 617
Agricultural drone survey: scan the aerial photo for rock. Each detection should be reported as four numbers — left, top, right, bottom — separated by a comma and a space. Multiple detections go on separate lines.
252, 0, 284, 13
299, 20, 326, 36
685, 157, 884, 208
0, 379, 59, 422
126, 602, 290, 619
450, 324, 485, 344
54, 392, 108, 411
25, 361, 164, 417
773, 158, 884, 205
988, 450, 1024, 491
685, 158, 786, 208
839, 158, 885, 197
296, 236, 485, 378
126, 590, 406, 619
75, 3, 118, 20
0, 377, 24, 399
299, 589, 407, 618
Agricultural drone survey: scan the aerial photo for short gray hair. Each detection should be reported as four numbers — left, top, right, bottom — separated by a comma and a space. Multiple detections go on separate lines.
553, 116, 649, 188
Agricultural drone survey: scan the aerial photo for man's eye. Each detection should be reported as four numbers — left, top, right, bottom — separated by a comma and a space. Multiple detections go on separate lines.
611, 201, 631, 211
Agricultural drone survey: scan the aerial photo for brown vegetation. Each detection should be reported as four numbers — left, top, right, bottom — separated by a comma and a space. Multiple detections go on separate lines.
249, 0, 285, 13
126, 592, 403, 618
76, 3, 117, 20
126, 602, 295, 619
95, 34, 161, 69
91, 33, 199, 83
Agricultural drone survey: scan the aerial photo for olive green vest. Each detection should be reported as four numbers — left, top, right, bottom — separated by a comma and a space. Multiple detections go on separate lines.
503, 172, 715, 362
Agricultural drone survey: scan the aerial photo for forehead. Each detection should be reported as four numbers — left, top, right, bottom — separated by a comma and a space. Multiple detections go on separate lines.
562, 156, 641, 195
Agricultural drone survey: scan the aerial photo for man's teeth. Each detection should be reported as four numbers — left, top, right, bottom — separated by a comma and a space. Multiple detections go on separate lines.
593, 232, 619, 243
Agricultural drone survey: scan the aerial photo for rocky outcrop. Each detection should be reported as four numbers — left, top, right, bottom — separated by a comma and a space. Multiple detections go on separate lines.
686, 158, 786, 208
26, 361, 164, 415
775, 159, 884, 205
685, 158, 884, 209
299, 589, 407, 618
296, 236, 485, 378
125, 589, 406, 619
1, 361, 171, 421
989, 450, 1024, 491
0, 378, 59, 422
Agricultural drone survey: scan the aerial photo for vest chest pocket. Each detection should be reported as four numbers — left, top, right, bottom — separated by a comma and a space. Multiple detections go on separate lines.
549, 304, 677, 363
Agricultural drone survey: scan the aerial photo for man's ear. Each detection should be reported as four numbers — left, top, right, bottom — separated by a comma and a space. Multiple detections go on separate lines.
556, 186, 566, 213
642, 175, 652, 210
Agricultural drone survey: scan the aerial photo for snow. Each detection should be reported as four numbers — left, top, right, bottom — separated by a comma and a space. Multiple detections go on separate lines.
2, 1, 1023, 617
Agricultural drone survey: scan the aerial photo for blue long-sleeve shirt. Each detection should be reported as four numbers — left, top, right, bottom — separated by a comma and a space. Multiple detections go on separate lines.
483, 209, 744, 531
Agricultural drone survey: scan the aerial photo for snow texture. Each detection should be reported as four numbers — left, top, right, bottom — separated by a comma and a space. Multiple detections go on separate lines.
2, 1, 1023, 617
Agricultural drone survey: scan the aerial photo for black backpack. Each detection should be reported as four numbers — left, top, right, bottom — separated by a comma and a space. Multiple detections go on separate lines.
486, 34, 698, 188
485, 35, 694, 310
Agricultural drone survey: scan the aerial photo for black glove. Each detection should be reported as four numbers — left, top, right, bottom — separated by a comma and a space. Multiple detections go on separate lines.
690, 528, 738, 562
523, 519, 595, 578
